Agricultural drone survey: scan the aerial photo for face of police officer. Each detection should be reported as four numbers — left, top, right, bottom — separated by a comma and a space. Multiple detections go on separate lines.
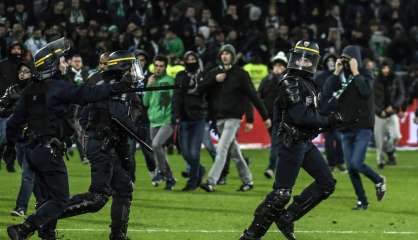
220, 51, 232, 66
295, 57, 313, 68
272, 62, 286, 75
154, 60, 166, 77
137, 55, 147, 68
18, 65, 31, 81
99, 54, 109, 71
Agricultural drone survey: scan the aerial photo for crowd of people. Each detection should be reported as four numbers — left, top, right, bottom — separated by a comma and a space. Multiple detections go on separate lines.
1, 0, 418, 239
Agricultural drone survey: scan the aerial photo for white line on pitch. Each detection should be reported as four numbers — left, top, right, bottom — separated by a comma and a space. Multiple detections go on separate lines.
56, 229, 418, 235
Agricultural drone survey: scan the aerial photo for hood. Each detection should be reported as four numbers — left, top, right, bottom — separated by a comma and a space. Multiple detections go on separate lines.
218, 44, 236, 65
341, 45, 362, 66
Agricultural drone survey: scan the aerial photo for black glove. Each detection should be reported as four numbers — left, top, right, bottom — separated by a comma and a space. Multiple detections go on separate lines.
328, 112, 344, 128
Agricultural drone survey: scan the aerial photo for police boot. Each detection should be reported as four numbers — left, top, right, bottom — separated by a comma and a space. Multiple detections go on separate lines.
38, 219, 58, 240
275, 211, 296, 240
109, 224, 128, 240
239, 230, 260, 240
7, 221, 36, 240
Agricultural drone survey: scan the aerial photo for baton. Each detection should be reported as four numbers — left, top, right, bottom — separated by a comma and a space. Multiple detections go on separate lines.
111, 117, 153, 153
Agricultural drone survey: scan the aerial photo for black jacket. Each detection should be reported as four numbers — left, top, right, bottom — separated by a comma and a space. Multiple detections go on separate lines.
0, 58, 21, 95
198, 65, 268, 121
324, 45, 374, 130
258, 73, 283, 119
7, 77, 114, 143
374, 72, 405, 117
173, 70, 208, 121
315, 70, 336, 115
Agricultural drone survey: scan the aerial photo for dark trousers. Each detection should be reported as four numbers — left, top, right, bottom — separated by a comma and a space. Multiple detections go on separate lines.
180, 120, 205, 188
324, 130, 344, 167
274, 140, 335, 191
25, 144, 69, 228
129, 121, 156, 175
341, 128, 382, 204
86, 137, 133, 229
267, 123, 279, 170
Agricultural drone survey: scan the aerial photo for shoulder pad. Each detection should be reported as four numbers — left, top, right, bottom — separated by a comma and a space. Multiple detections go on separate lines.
279, 75, 301, 104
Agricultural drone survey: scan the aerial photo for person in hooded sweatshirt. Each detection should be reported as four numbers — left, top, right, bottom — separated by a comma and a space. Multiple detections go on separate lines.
315, 52, 346, 173
373, 59, 404, 169
0, 41, 24, 96
198, 44, 271, 192
173, 51, 208, 191
323, 45, 387, 210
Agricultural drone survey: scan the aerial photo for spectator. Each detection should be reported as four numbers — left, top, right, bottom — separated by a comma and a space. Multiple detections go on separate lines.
258, 51, 287, 179
163, 28, 184, 59
127, 26, 155, 58
0, 23, 9, 59
24, 28, 47, 55
66, 54, 89, 85
374, 60, 404, 168
243, 52, 269, 87
324, 45, 386, 210
68, 0, 87, 27
198, 44, 271, 192
173, 51, 207, 191
9, 0, 34, 28
43, 1, 67, 27
0, 41, 24, 95
143, 55, 176, 190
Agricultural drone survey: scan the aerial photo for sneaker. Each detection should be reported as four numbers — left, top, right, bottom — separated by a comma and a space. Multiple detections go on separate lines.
264, 169, 274, 179
151, 171, 164, 187
10, 207, 26, 217
238, 183, 254, 192
376, 176, 387, 201
377, 163, 385, 170
352, 201, 368, 210
164, 178, 176, 191
200, 182, 215, 192
239, 230, 260, 240
217, 176, 227, 185
81, 157, 90, 165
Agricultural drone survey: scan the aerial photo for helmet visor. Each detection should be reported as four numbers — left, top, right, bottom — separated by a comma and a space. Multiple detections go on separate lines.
287, 51, 320, 74
131, 59, 145, 85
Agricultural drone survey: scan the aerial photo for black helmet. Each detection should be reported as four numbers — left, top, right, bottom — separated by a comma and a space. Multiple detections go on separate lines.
287, 40, 320, 74
105, 50, 144, 82
34, 37, 70, 80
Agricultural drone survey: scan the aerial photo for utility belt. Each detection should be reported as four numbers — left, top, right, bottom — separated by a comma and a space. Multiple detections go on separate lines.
278, 121, 318, 148
28, 134, 68, 160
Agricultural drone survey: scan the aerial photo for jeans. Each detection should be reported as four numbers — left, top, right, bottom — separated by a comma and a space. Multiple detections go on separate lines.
207, 119, 252, 185
341, 128, 383, 204
180, 120, 205, 187
15, 143, 41, 211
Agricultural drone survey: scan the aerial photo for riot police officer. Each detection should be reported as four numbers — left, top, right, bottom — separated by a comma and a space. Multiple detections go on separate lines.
58, 50, 144, 240
240, 41, 342, 240
6, 38, 132, 240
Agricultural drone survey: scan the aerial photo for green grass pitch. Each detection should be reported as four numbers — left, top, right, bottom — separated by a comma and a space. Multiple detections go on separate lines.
1, 149, 417, 240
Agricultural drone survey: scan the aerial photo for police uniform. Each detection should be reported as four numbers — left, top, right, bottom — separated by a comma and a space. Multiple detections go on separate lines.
6, 38, 131, 240
240, 41, 342, 240
58, 51, 145, 240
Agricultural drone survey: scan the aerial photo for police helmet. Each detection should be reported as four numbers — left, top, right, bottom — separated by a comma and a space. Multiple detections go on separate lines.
34, 37, 70, 80
105, 50, 144, 82
287, 40, 320, 74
